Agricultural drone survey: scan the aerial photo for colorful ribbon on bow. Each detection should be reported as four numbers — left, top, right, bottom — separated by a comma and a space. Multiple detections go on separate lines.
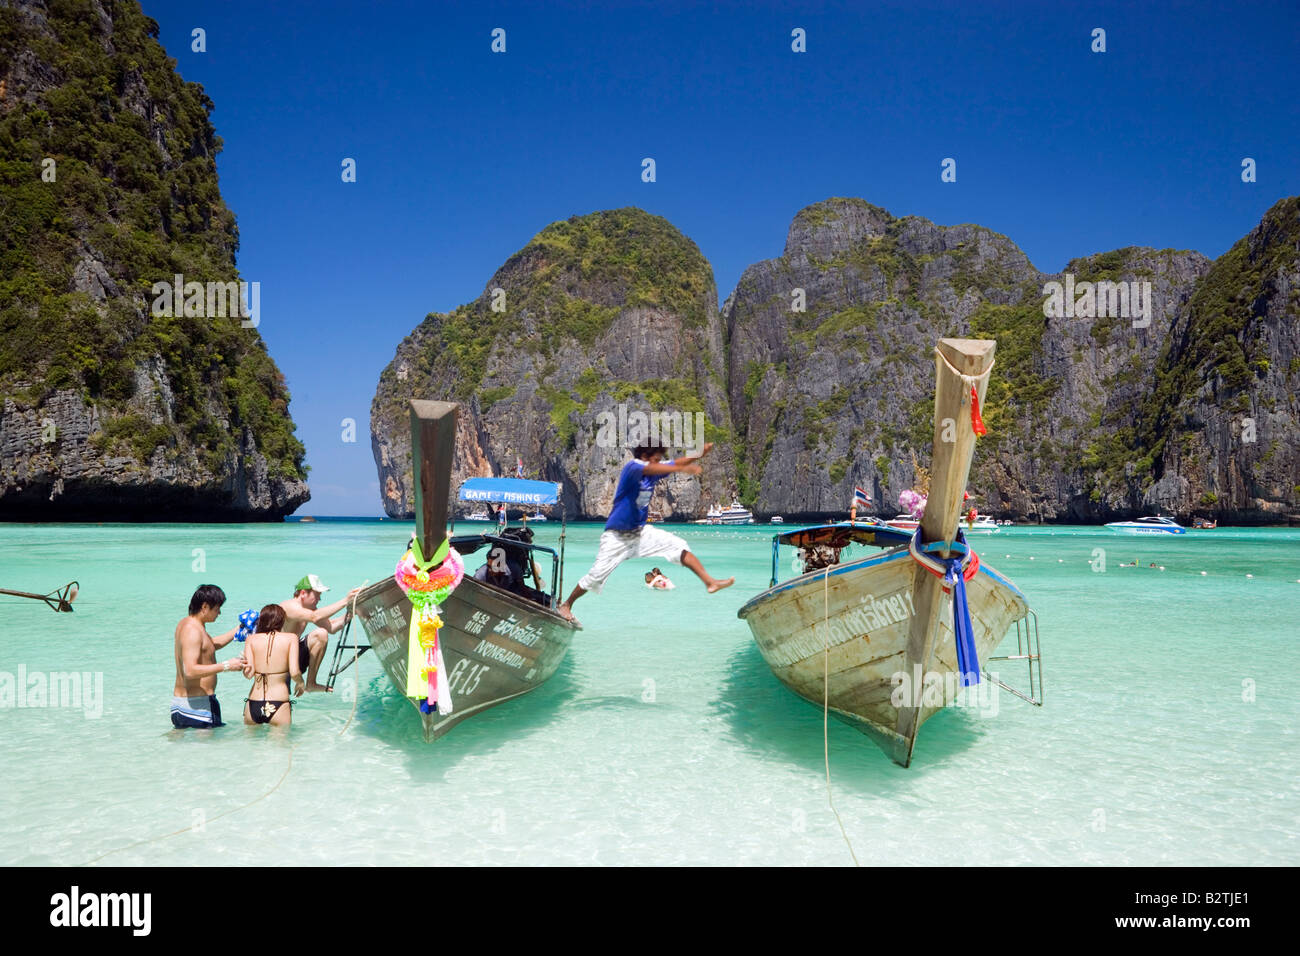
394, 537, 464, 714
909, 528, 981, 686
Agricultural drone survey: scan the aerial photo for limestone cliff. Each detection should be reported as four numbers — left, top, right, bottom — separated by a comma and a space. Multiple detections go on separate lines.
0, 0, 307, 520
376, 196, 1298, 525
371, 208, 733, 519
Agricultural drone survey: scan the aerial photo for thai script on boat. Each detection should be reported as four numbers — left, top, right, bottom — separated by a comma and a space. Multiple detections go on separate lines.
593, 403, 706, 457
492, 614, 544, 647
363, 603, 405, 635
473, 639, 525, 669
762, 591, 916, 668
890, 664, 1000, 716
1041, 274, 1152, 328
0, 666, 103, 718
371, 633, 404, 663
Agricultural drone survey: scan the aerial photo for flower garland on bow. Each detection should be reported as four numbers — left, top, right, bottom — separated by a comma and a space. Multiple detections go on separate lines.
394, 536, 464, 714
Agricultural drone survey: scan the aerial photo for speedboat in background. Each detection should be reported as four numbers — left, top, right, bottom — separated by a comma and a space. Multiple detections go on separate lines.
1104, 515, 1187, 535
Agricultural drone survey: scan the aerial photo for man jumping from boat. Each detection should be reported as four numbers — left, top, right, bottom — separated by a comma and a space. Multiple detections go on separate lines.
557, 442, 733, 626
170, 584, 246, 729
279, 574, 361, 693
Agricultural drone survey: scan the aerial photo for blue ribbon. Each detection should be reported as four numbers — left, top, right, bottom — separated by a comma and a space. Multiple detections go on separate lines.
910, 530, 981, 687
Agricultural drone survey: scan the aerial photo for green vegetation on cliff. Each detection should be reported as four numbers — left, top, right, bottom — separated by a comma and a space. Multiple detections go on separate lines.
0, 0, 304, 479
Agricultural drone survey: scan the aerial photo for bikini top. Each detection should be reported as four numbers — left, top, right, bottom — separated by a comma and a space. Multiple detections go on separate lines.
253, 631, 290, 687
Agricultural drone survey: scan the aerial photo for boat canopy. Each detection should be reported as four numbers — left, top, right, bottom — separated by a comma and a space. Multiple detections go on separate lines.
774, 522, 913, 551
458, 478, 561, 505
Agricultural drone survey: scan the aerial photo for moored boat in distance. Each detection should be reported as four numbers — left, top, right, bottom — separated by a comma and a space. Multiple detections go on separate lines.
737, 339, 1043, 766
1104, 515, 1187, 535
463, 509, 491, 521
327, 402, 579, 742
708, 499, 755, 524
963, 514, 1000, 533
1192, 516, 1217, 530
884, 514, 920, 532
769, 515, 784, 524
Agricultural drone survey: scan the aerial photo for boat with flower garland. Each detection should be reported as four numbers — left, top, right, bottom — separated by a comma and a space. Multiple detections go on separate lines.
326, 400, 580, 741
736, 340, 1042, 766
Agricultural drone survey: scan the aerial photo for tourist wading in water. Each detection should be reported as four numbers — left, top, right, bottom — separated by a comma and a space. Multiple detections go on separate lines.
170, 584, 246, 729
278, 574, 361, 693
557, 442, 733, 626
242, 604, 304, 726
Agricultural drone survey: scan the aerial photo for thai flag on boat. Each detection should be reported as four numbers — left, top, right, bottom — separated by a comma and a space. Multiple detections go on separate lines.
853, 486, 871, 506
515, 456, 524, 478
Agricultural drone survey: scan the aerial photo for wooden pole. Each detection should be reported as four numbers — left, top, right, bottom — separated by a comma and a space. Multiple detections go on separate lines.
409, 400, 458, 564
893, 338, 995, 766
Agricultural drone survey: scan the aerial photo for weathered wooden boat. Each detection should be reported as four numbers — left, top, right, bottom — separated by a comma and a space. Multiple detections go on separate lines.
326, 401, 580, 741
737, 339, 1042, 766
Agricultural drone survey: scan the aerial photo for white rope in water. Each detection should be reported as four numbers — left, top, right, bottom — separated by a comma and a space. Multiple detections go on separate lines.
337, 581, 369, 737
822, 567, 860, 867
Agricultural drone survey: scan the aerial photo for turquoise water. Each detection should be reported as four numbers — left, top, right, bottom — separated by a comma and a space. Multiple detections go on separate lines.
1, 520, 1296, 865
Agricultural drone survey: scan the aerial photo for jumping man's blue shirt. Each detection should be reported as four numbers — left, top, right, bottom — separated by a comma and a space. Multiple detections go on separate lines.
605, 459, 673, 531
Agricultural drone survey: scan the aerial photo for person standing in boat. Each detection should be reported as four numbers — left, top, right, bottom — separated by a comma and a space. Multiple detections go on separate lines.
278, 575, 361, 693
557, 442, 733, 625
170, 584, 246, 729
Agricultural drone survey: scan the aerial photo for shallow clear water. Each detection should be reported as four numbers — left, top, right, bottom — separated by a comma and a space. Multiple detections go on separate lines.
0, 520, 1296, 865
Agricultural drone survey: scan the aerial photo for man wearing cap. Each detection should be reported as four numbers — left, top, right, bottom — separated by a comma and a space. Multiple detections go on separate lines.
557, 442, 733, 626
279, 575, 361, 693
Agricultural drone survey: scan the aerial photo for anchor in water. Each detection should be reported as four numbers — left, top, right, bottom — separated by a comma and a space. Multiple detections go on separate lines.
0, 581, 79, 612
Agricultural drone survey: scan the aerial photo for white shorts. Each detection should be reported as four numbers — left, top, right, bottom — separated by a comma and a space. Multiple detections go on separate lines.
578, 525, 690, 593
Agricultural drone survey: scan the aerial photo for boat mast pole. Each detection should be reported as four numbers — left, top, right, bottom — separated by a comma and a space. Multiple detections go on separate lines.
409, 400, 458, 564
893, 338, 995, 767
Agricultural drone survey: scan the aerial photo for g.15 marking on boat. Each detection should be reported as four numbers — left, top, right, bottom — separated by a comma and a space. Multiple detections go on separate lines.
448, 658, 489, 696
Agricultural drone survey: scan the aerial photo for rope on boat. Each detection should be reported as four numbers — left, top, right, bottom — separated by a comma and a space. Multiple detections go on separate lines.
337, 583, 368, 737
822, 568, 860, 867
934, 347, 994, 436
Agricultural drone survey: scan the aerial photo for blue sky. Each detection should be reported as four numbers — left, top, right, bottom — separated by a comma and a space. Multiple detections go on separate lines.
141, 0, 1300, 515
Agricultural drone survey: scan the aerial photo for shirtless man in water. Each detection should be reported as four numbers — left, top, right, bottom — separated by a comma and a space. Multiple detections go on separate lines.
279, 574, 361, 693
171, 584, 246, 728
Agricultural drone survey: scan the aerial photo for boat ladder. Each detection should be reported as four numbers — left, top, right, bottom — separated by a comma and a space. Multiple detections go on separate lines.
983, 608, 1043, 706
325, 614, 371, 692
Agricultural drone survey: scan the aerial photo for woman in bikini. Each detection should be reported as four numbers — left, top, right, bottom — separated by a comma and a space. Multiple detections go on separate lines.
242, 604, 304, 726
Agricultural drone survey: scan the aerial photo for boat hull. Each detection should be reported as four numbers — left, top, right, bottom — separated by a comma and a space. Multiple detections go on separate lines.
737, 546, 1027, 763
354, 576, 578, 741
1104, 523, 1186, 534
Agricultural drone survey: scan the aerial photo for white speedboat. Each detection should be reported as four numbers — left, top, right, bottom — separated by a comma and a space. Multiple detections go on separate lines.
526, 512, 548, 522
709, 499, 755, 525
464, 510, 491, 521
769, 516, 784, 524
884, 514, 920, 532
1104, 515, 1187, 535
963, 514, 1000, 533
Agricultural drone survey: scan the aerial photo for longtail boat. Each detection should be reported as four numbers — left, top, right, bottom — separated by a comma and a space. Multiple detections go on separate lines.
737, 339, 1043, 766
326, 400, 580, 741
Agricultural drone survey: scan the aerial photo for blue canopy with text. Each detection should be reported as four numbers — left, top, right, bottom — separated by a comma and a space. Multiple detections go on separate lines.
458, 477, 561, 505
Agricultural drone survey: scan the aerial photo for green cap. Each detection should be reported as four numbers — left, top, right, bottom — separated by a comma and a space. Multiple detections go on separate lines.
294, 574, 329, 594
